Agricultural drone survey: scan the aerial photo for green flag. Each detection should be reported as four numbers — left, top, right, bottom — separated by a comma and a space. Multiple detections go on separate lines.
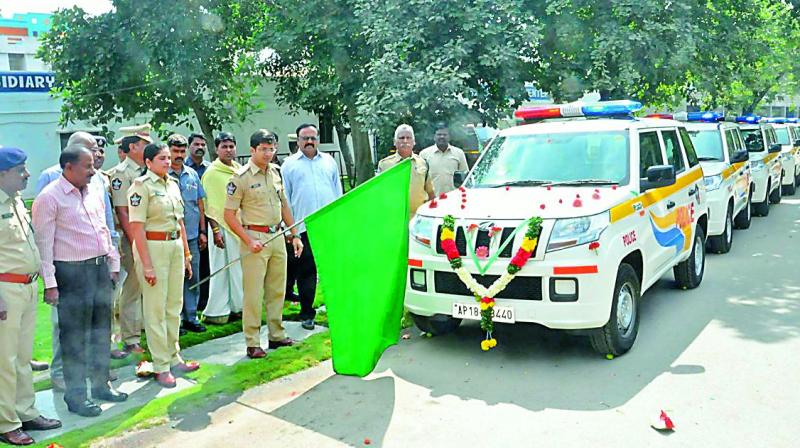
305, 160, 411, 377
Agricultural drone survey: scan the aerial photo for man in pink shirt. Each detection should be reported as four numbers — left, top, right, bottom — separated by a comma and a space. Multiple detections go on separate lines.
32, 145, 128, 417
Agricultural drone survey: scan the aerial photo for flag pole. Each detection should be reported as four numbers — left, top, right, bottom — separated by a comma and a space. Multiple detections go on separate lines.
189, 219, 305, 290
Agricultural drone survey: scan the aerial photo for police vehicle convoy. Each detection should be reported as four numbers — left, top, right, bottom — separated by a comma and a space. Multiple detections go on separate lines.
406, 100, 709, 356
677, 112, 753, 253
767, 118, 800, 195
737, 116, 783, 216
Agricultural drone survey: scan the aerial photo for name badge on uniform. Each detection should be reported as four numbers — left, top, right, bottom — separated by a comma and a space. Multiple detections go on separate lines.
250, 183, 262, 189
227, 182, 237, 195
154, 192, 165, 197
1, 212, 12, 219
111, 178, 122, 190
130, 193, 142, 206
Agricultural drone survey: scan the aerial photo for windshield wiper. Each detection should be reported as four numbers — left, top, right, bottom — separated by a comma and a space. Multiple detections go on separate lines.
546, 179, 619, 186
697, 156, 723, 162
484, 180, 552, 188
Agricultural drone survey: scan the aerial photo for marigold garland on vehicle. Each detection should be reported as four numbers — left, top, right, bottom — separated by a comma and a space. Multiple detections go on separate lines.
440, 214, 543, 350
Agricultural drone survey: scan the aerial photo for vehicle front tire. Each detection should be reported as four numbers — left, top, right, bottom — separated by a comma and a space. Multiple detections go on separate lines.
770, 178, 783, 204
783, 173, 796, 196
708, 206, 733, 254
734, 191, 752, 229
753, 182, 770, 217
674, 226, 706, 289
410, 313, 461, 336
590, 263, 640, 356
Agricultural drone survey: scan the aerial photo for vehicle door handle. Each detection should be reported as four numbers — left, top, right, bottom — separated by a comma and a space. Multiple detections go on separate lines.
666, 200, 676, 209
688, 187, 698, 196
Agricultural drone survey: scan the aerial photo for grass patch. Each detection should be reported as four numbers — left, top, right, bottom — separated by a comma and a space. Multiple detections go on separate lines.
34, 332, 332, 448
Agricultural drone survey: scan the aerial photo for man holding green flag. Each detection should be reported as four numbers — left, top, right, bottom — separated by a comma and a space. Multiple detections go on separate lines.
306, 159, 411, 377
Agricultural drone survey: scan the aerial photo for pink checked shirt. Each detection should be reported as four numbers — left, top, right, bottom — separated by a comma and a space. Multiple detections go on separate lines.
32, 175, 120, 289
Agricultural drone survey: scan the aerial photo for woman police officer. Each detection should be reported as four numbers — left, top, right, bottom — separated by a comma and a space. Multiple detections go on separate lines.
128, 143, 200, 388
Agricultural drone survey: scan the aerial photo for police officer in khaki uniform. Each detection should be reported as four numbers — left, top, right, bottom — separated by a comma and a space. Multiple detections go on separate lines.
108, 124, 153, 355
224, 130, 303, 359
128, 143, 200, 388
0, 147, 61, 446
377, 124, 435, 218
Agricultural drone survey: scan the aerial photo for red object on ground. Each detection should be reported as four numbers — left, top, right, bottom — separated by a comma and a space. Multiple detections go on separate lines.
660, 410, 675, 430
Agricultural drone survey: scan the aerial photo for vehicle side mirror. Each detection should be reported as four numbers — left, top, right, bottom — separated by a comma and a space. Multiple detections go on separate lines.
453, 170, 467, 187
730, 150, 749, 163
795, 139, 800, 147
640, 165, 676, 191
768, 143, 782, 153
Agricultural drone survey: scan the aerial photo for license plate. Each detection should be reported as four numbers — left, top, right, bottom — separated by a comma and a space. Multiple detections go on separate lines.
452, 302, 515, 324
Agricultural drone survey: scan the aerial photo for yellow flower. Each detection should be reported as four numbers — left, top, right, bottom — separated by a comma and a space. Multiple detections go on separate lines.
521, 237, 538, 252
480, 302, 489, 310
441, 228, 455, 241
488, 301, 495, 308
488, 338, 497, 348
480, 340, 490, 351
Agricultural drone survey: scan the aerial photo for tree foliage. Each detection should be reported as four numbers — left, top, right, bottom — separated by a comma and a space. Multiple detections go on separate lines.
38, 0, 264, 154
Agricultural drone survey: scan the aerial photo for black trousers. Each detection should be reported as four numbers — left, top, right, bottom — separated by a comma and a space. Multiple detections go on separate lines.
285, 232, 317, 320
54, 259, 113, 403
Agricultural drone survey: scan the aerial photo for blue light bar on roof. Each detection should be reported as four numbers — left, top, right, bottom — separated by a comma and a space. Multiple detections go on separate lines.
735, 115, 761, 124
766, 117, 787, 124
788, 118, 798, 123
515, 100, 642, 120
686, 111, 724, 122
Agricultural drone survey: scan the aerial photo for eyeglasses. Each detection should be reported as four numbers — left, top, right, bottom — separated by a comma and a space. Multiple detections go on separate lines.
298, 136, 318, 142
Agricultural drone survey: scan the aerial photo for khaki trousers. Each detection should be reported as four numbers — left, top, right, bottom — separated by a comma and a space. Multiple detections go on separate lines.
241, 232, 287, 348
119, 236, 143, 345
134, 239, 184, 373
0, 282, 40, 433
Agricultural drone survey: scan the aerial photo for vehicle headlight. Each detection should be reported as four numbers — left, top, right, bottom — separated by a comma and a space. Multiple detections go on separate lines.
547, 212, 610, 252
704, 174, 723, 191
751, 160, 765, 171
410, 215, 435, 247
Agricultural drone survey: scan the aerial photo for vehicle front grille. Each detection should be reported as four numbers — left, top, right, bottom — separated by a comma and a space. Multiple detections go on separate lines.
435, 226, 522, 258
433, 271, 543, 301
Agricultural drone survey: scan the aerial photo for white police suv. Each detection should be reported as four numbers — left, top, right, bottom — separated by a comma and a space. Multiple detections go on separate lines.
768, 118, 800, 195
406, 100, 709, 356
737, 116, 783, 216
679, 112, 752, 253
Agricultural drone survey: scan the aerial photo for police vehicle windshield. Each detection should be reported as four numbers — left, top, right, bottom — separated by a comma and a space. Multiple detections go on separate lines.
775, 127, 791, 145
740, 128, 764, 152
467, 131, 630, 188
687, 130, 724, 161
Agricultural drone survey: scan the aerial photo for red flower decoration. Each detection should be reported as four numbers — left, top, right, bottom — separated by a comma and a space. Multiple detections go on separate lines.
511, 248, 533, 267
592, 193, 601, 200
612, 185, 618, 190
589, 241, 600, 251
539, 204, 546, 210
476, 246, 489, 259
546, 186, 552, 191
459, 186, 466, 192
428, 200, 438, 209
441, 239, 457, 252
573, 199, 583, 207
461, 198, 467, 203
468, 223, 478, 232
461, 204, 466, 209
505, 186, 510, 191
439, 193, 448, 199
576, 193, 581, 198
481, 296, 493, 304
558, 199, 563, 204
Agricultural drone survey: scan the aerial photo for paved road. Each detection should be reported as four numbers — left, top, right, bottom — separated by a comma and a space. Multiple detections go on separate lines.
107, 198, 800, 447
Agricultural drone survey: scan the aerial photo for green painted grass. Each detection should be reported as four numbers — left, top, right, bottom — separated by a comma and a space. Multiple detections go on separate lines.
33, 332, 332, 448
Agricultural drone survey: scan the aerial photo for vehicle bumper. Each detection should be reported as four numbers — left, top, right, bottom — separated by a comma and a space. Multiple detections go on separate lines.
705, 188, 729, 236
405, 245, 615, 330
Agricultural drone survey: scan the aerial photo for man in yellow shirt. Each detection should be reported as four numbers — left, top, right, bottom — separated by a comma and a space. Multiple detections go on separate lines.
377, 124, 434, 219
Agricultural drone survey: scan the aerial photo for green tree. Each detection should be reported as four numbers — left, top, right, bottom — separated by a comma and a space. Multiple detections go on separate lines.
686, 0, 800, 114
527, 0, 698, 104
259, 0, 539, 184
38, 0, 264, 156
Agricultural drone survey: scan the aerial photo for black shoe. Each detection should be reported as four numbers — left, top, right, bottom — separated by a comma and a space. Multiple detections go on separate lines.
184, 321, 207, 333
229, 312, 243, 321
268, 338, 295, 349
301, 319, 315, 330
65, 399, 102, 417
92, 388, 128, 403
30, 360, 49, 372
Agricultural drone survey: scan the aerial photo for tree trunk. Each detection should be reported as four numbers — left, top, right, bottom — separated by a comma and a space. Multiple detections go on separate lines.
347, 109, 374, 185
189, 100, 217, 160
335, 125, 355, 181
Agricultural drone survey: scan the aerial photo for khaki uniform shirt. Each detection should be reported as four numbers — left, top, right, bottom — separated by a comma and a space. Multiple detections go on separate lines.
0, 189, 41, 274
127, 170, 184, 232
377, 153, 433, 217
108, 157, 145, 208
225, 161, 286, 226
419, 145, 468, 196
